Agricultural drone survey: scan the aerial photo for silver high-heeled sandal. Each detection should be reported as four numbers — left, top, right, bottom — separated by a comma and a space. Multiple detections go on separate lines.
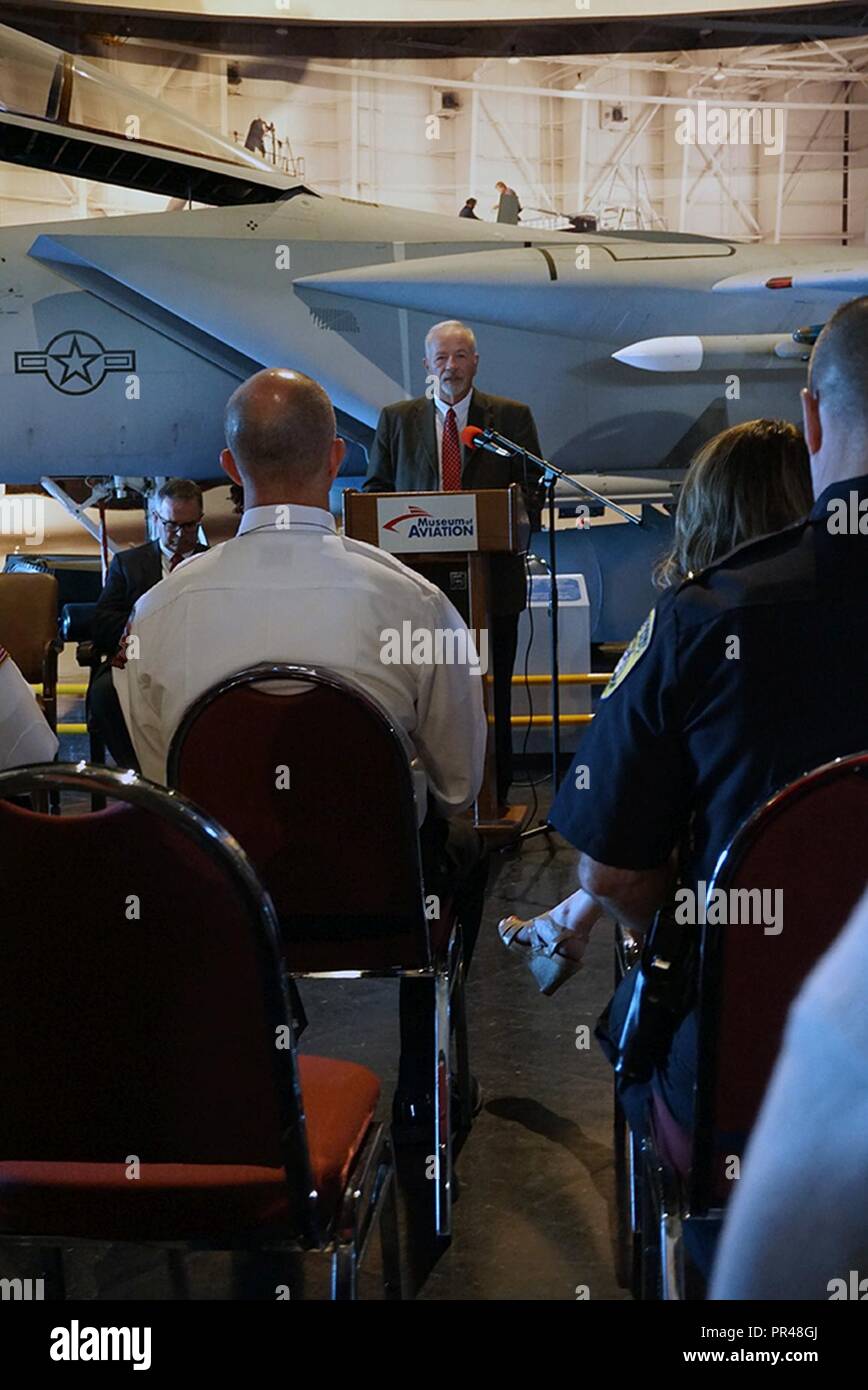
498, 914, 585, 996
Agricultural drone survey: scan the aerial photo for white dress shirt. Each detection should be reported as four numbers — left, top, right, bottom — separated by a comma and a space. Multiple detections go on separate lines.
433, 390, 473, 487
114, 503, 487, 820
0, 648, 59, 771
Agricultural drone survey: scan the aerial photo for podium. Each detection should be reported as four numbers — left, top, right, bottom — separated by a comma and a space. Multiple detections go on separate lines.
343, 485, 529, 835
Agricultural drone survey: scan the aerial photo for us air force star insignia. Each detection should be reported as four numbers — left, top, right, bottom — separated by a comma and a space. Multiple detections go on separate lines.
14, 331, 136, 396
600, 608, 656, 700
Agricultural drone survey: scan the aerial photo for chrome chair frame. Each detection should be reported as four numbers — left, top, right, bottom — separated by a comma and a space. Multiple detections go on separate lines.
167, 663, 473, 1241
0, 763, 402, 1301
612, 923, 642, 1294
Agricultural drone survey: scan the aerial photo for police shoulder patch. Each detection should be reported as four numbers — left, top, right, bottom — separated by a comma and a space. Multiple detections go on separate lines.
600, 608, 656, 700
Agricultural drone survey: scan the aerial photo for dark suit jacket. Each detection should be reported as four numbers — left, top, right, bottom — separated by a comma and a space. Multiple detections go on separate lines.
364, 388, 544, 614
92, 540, 207, 654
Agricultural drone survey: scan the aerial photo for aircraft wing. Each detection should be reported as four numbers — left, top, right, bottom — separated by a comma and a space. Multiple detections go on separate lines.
562, 473, 679, 504
0, 109, 297, 207
713, 265, 868, 295
0, 21, 296, 206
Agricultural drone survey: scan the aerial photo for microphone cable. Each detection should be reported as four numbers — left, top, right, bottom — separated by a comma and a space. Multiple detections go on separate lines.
512, 552, 557, 837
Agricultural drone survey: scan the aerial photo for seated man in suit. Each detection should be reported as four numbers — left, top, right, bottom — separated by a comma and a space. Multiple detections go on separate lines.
89, 478, 207, 767
364, 319, 544, 812
114, 368, 489, 1133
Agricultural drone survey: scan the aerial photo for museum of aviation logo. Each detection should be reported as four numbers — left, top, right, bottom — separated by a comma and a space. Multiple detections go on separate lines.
383, 504, 475, 541
14, 331, 135, 395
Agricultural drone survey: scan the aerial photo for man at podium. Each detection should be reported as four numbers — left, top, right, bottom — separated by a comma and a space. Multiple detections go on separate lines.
364, 319, 544, 810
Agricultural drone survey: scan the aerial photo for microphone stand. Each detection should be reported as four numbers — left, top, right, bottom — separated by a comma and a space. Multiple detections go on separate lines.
514, 451, 641, 845
466, 427, 640, 845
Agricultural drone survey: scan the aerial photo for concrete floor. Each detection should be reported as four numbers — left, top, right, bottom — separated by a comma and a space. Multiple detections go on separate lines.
0, 744, 629, 1301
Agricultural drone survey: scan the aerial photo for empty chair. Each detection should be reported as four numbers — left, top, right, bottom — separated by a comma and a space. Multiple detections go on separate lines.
0, 763, 400, 1301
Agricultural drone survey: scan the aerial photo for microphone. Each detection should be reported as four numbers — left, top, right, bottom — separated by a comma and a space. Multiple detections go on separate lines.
461, 425, 511, 458
462, 424, 551, 469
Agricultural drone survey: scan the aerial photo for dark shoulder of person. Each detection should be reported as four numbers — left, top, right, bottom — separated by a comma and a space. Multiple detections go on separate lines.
480, 390, 534, 416
671, 515, 819, 630
382, 396, 426, 422
107, 543, 144, 578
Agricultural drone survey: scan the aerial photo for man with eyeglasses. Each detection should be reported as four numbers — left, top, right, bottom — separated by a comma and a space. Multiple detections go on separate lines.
89, 479, 207, 767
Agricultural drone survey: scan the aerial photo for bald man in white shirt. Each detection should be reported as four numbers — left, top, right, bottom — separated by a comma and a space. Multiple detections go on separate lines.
0, 645, 58, 770
114, 367, 489, 1132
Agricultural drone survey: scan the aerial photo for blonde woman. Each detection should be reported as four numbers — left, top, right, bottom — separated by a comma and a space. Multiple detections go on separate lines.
499, 418, 813, 994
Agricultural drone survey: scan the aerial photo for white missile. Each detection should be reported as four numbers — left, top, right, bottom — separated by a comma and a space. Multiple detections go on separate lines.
612, 334, 810, 373
613, 336, 704, 372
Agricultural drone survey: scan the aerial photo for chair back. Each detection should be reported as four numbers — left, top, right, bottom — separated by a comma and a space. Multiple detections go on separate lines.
692, 751, 868, 1212
0, 764, 316, 1239
167, 665, 430, 973
61, 601, 97, 645
0, 573, 59, 683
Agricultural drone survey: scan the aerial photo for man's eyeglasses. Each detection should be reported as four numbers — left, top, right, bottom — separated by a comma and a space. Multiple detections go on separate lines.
157, 515, 202, 535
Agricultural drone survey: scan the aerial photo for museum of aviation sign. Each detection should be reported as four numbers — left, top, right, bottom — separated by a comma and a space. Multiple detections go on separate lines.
376, 496, 479, 553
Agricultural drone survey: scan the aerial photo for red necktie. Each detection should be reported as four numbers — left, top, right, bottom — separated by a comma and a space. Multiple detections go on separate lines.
169, 551, 186, 572
441, 407, 462, 491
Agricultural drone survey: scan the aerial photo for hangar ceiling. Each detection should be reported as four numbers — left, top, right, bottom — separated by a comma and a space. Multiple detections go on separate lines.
3, 2, 867, 62
1, 12, 865, 245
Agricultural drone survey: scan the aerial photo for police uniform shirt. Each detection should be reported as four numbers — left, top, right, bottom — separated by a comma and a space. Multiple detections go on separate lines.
549, 473, 868, 887
0, 646, 59, 771
113, 503, 487, 819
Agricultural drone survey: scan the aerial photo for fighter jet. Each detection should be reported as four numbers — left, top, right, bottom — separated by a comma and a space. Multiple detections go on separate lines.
2, 23, 865, 637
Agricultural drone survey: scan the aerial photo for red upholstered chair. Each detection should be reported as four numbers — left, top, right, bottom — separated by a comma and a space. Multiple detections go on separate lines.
166, 664, 471, 1241
634, 751, 868, 1299
0, 764, 401, 1301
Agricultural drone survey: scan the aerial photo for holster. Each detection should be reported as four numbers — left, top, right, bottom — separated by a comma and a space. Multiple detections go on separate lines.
609, 903, 697, 1087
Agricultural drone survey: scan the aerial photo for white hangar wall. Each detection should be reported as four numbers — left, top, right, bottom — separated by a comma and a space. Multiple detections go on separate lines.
1, 41, 866, 243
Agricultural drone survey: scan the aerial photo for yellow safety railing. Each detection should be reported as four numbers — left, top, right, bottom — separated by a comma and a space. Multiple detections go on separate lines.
488, 713, 595, 726
28, 682, 89, 735
513, 673, 610, 686
43, 681, 607, 736
31, 683, 89, 697
483, 672, 610, 686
